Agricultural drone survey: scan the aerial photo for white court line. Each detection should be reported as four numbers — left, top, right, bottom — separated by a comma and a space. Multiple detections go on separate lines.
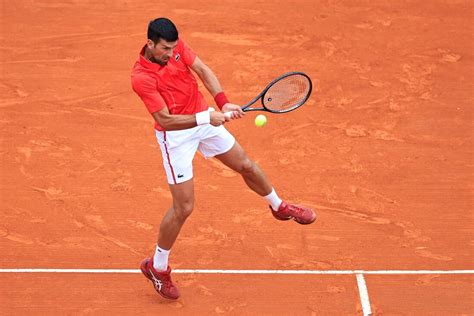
356, 274, 372, 316
0, 269, 473, 274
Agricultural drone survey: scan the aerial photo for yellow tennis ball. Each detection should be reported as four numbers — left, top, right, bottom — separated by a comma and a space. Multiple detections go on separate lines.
255, 114, 267, 127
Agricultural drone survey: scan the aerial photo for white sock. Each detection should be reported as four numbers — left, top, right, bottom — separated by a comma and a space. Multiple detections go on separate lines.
264, 188, 283, 211
153, 245, 170, 272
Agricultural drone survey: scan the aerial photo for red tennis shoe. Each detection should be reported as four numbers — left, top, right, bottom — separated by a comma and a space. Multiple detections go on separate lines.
140, 258, 180, 300
271, 201, 317, 225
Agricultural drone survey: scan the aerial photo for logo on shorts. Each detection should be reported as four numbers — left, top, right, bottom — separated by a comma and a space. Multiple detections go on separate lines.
175, 53, 180, 61
177, 174, 184, 178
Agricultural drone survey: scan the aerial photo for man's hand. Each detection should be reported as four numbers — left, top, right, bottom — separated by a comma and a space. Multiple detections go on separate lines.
210, 111, 228, 126
222, 103, 245, 119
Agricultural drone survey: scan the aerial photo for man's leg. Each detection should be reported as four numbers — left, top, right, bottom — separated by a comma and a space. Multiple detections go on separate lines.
215, 141, 316, 225
140, 178, 194, 300
215, 141, 272, 196
157, 178, 195, 250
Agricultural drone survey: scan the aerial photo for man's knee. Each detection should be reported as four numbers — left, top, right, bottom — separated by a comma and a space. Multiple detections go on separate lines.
238, 158, 255, 175
174, 200, 194, 222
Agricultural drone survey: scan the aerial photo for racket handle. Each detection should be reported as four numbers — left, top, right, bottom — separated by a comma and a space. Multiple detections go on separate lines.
223, 111, 233, 119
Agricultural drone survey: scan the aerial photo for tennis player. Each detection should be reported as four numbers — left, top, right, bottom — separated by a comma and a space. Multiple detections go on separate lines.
131, 17, 316, 300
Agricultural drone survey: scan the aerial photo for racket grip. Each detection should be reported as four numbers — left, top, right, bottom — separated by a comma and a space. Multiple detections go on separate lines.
223, 111, 233, 119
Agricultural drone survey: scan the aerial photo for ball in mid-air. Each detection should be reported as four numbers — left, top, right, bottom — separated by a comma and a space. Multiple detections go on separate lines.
255, 114, 267, 127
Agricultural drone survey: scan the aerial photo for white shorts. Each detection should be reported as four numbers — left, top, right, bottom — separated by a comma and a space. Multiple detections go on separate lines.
155, 120, 235, 185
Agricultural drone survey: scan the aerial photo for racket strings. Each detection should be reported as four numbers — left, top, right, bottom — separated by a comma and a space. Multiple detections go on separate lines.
263, 75, 311, 112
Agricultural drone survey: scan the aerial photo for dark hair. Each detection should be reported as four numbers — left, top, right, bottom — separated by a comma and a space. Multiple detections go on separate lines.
147, 18, 178, 44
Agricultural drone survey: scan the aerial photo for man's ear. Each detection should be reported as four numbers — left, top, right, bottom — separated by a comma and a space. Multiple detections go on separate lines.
146, 39, 155, 49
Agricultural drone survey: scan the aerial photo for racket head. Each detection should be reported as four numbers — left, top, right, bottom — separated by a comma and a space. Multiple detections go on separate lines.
260, 72, 312, 113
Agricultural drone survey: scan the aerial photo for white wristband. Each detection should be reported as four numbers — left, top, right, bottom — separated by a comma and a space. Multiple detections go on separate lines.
195, 110, 210, 125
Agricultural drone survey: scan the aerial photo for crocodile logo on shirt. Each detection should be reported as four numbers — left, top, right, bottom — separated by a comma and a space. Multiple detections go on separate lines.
175, 53, 180, 61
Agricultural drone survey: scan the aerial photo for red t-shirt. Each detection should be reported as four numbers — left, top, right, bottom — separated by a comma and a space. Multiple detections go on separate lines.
131, 39, 208, 131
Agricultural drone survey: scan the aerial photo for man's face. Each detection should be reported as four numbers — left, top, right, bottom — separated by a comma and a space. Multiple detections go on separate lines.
147, 38, 178, 66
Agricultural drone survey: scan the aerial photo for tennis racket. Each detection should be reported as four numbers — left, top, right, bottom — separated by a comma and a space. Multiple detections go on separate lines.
224, 71, 312, 118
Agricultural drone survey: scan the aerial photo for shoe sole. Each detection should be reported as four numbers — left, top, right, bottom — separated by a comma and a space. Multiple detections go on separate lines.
140, 258, 179, 300
272, 213, 291, 221
273, 210, 317, 225
294, 214, 317, 225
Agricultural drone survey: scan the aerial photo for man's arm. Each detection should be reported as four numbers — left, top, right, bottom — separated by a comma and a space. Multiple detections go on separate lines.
152, 106, 227, 131
190, 56, 224, 97
190, 57, 244, 118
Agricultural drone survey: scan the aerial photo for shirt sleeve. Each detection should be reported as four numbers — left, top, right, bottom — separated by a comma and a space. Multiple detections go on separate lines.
131, 74, 167, 113
179, 39, 197, 66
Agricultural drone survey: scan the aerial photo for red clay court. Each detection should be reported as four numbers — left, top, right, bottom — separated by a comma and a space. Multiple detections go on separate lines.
1, 1, 473, 315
